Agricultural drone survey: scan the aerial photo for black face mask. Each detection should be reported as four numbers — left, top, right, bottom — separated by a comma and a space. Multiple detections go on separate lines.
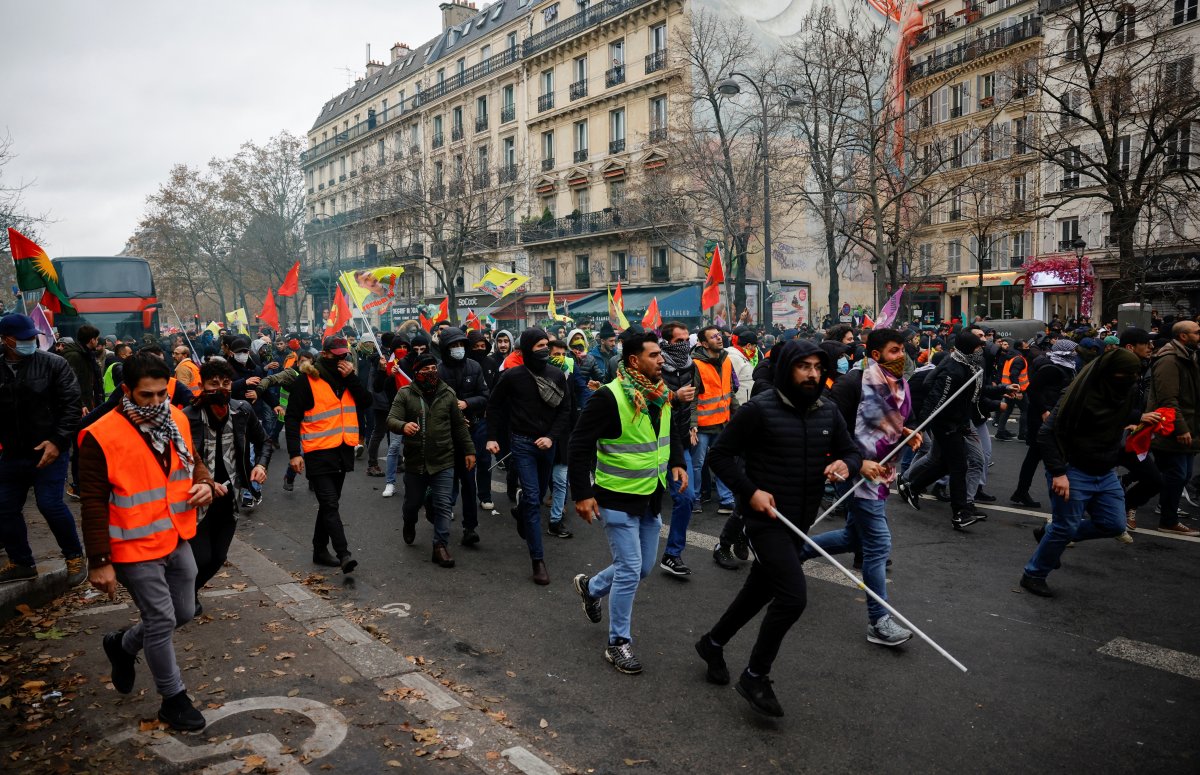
527, 349, 550, 369
200, 389, 230, 407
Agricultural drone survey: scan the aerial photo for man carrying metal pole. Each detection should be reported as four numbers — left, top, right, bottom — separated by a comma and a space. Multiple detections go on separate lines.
693, 340, 861, 717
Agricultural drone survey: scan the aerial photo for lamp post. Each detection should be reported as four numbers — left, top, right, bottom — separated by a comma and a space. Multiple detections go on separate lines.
714, 74, 803, 330
1071, 238, 1087, 323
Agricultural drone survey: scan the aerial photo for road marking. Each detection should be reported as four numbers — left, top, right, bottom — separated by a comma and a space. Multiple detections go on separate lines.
70, 603, 129, 617
1097, 637, 1200, 681
376, 602, 412, 618
201, 586, 258, 598
279, 582, 315, 602
501, 746, 559, 775
396, 672, 462, 710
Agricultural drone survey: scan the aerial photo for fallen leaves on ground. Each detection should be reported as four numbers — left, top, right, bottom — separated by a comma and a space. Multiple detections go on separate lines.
411, 727, 441, 745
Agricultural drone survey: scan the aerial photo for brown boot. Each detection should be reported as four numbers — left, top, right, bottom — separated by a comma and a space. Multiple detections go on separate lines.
531, 559, 550, 586
432, 544, 455, 568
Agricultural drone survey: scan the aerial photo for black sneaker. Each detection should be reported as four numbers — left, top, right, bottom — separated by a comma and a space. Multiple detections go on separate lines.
461, 529, 480, 547
659, 554, 692, 577
1019, 573, 1053, 597
158, 690, 206, 731
966, 504, 988, 521
716, 502, 735, 515
402, 521, 416, 545
547, 521, 574, 539
694, 635, 730, 685
951, 511, 978, 530
931, 484, 951, 502
339, 553, 358, 574
511, 507, 527, 539
604, 639, 643, 675
1010, 492, 1042, 508
974, 488, 997, 503
735, 670, 784, 717
313, 550, 341, 567
712, 543, 739, 570
573, 574, 602, 623
995, 430, 1015, 441
103, 630, 137, 694
731, 535, 749, 561
897, 479, 922, 510
282, 479, 294, 492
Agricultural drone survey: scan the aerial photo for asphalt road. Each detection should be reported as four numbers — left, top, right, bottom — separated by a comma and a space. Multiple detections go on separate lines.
240, 428, 1200, 774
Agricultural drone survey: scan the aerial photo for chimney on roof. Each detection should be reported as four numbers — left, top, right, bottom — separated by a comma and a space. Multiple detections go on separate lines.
390, 42, 411, 62
366, 59, 384, 76
440, 1, 475, 31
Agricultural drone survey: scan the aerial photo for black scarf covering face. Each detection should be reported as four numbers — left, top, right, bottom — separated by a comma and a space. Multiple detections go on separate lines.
1052, 348, 1141, 457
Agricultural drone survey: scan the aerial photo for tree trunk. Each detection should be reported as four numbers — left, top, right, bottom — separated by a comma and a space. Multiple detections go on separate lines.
732, 233, 748, 318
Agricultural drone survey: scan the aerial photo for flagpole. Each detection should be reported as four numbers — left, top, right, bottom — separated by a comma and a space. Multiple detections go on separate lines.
168, 302, 202, 362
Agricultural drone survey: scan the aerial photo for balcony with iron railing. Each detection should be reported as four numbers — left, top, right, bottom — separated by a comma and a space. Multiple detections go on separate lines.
606, 65, 625, 87
301, 103, 409, 165
432, 132, 445, 149
538, 93, 555, 112
407, 47, 520, 109
521, 208, 659, 244
570, 80, 588, 100
543, 277, 556, 291
610, 270, 627, 283
645, 49, 667, 74
542, 157, 556, 171
609, 139, 625, 154
451, 125, 464, 141
523, 0, 655, 58
574, 149, 589, 163
474, 170, 491, 188
501, 103, 516, 123
908, 17, 1042, 82
649, 126, 667, 144
476, 116, 488, 133
651, 265, 669, 282
498, 164, 518, 183
574, 271, 592, 289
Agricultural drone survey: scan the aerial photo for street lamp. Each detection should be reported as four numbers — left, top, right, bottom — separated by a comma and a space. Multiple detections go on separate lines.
713, 73, 800, 330
1071, 238, 1087, 323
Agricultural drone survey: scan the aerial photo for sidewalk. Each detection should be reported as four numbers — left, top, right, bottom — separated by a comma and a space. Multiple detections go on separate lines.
0, 499, 79, 622
0, 526, 569, 774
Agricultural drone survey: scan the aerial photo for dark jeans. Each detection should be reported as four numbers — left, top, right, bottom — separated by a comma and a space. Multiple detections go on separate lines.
511, 434, 552, 560
996, 396, 1026, 436
403, 468, 455, 547
310, 471, 350, 557
472, 420, 492, 503
1155, 450, 1195, 528
709, 517, 808, 676
0, 453, 83, 567
366, 408, 390, 465
1118, 450, 1163, 512
1025, 468, 1125, 579
192, 491, 237, 591
907, 428, 971, 512
450, 422, 485, 530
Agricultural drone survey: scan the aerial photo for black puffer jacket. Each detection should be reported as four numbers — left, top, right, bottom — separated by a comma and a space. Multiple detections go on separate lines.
437, 328, 489, 424
708, 340, 861, 532
0, 349, 82, 458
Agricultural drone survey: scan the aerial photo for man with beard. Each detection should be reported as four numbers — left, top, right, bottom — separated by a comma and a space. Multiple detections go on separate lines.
285, 336, 371, 572
570, 330, 687, 674
485, 330, 515, 388
437, 328, 489, 546
693, 340, 860, 717
658, 321, 698, 575
590, 321, 618, 382
181, 358, 271, 614
1147, 320, 1200, 535
1020, 348, 1153, 596
486, 328, 571, 585
692, 326, 739, 519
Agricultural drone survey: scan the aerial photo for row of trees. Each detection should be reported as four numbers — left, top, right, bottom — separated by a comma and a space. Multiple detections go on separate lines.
0, 133, 50, 299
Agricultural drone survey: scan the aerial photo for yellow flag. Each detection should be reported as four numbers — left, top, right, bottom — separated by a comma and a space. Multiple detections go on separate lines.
548, 288, 563, 321
474, 268, 530, 299
607, 285, 630, 330
339, 266, 405, 314
225, 308, 249, 334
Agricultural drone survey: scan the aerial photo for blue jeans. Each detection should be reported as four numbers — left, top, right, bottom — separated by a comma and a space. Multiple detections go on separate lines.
1024, 467, 1125, 579
692, 432, 732, 505
665, 449, 694, 557
550, 463, 569, 523
385, 434, 404, 484
801, 493, 891, 623
1155, 450, 1195, 528
511, 434, 553, 560
587, 506, 662, 644
402, 468, 455, 547
0, 453, 83, 567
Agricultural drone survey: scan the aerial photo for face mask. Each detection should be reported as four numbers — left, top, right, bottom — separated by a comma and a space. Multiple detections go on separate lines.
967, 352, 986, 370
233, 352, 250, 365
549, 354, 568, 371
528, 349, 551, 365
415, 370, 439, 392
836, 357, 850, 374
14, 339, 37, 356
201, 389, 231, 407
879, 356, 905, 378
449, 347, 465, 361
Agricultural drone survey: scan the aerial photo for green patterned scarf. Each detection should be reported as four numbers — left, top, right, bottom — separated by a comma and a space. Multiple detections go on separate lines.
616, 363, 672, 421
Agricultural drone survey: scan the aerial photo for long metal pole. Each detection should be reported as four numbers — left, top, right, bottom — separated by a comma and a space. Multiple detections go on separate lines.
760, 87, 773, 330
769, 505, 968, 673
810, 370, 984, 529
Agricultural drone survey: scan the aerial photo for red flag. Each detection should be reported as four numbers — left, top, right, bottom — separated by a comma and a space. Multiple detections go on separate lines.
420, 312, 433, 332
323, 286, 351, 337
862, 312, 875, 329
465, 310, 482, 331
642, 296, 661, 330
701, 244, 724, 311
257, 288, 280, 332
434, 297, 450, 323
277, 261, 301, 297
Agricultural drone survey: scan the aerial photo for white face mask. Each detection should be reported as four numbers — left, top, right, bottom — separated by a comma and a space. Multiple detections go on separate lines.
233, 352, 250, 365
449, 347, 465, 361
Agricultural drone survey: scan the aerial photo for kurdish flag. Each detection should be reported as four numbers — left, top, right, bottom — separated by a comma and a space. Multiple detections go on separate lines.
7, 228, 76, 314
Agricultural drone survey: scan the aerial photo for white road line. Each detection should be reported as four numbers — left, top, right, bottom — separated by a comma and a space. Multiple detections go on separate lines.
200, 585, 258, 598
70, 603, 130, 617
1097, 637, 1200, 681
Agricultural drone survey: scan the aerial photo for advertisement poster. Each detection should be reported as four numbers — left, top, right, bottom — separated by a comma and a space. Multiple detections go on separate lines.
772, 283, 811, 328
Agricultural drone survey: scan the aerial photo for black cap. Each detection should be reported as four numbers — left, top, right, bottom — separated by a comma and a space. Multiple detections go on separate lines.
1119, 327, 1153, 346
321, 336, 349, 355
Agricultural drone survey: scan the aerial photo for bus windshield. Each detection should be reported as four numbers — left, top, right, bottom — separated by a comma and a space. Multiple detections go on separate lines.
54, 257, 154, 297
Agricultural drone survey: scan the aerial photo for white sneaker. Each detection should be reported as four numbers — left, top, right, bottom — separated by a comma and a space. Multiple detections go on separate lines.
382, 483, 395, 498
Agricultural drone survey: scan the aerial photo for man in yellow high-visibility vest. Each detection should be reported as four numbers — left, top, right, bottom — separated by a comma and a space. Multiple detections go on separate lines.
569, 330, 687, 675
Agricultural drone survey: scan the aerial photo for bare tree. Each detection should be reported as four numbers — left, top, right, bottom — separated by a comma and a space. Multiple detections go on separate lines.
0, 132, 52, 297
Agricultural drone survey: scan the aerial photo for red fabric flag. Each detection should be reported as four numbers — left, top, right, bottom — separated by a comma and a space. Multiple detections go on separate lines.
434, 297, 450, 323
862, 312, 875, 329
642, 296, 661, 330
257, 288, 280, 332
323, 286, 351, 338
701, 244, 724, 311
420, 312, 433, 332
1125, 407, 1176, 459
277, 261, 301, 296
465, 310, 482, 331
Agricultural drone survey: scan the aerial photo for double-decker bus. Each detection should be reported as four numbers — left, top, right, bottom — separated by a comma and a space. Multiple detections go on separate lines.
47, 256, 160, 340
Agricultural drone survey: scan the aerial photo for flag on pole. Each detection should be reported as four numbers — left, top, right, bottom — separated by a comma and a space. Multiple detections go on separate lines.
7, 228, 76, 314
608, 282, 630, 329
29, 305, 55, 351
861, 312, 875, 329
323, 287, 351, 337
701, 243, 724, 311
548, 288, 564, 321
875, 285, 906, 329
257, 288, 280, 332
433, 297, 450, 324
642, 296, 661, 330
419, 312, 433, 332
465, 310, 482, 331
226, 308, 249, 334
473, 268, 530, 299
277, 260, 301, 296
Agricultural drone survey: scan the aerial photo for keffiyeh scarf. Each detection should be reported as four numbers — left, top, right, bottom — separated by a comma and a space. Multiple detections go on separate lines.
122, 396, 194, 474
853, 360, 911, 500
1048, 338, 1079, 371
616, 363, 673, 421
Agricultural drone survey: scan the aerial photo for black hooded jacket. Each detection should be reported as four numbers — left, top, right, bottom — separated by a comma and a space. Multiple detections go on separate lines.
708, 340, 861, 531
486, 329, 570, 443
436, 327, 489, 424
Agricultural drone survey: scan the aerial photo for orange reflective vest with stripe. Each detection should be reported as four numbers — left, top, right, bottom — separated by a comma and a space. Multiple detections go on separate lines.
299, 376, 360, 453
1001, 355, 1029, 391
176, 360, 201, 391
82, 406, 197, 564
694, 357, 733, 427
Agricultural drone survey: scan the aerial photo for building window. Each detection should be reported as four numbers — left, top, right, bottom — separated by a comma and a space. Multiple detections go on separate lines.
1164, 56, 1195, 94
918, 244, 932, 276
1061, 146, 1081, 189
1065, 26, 1081, 61
481, 44, 491, 60
610, 251, 627, 281
1166, 125, 1192, 170
503, 137, 516, 167
507, 31, 518, 51
542, 130, 555, 162
542, 195, 556, 217
610, 40, 624, 65
575, 253, 589, 278
651, 23, 666, 52
476, 96, 488, 131
544, 259, 557, 286
574, 120, 589, 161
574, 54, 587, 83
610, 108, 626, 152
1114, 4, 1137, 43
541, 69, 554, 96
948, 239, 961, 273
574, 186, 590, 213
1117, 135, 1131, 176
1175, 0, 1198, 25
609, 179, 625, 206
1059, 217, 1080, 250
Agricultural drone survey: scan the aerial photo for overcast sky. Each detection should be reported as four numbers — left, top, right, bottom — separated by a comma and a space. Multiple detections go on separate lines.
1, 0, 445, 256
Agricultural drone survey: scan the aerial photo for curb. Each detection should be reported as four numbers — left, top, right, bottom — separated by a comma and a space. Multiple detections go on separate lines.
0, 558, 69, 623
226, 538, 571, 774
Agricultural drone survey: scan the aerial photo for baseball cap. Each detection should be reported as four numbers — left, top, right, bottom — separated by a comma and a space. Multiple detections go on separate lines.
0, 313, 39, 340
321, 336, 349, 355
1119, 327, 1153, 346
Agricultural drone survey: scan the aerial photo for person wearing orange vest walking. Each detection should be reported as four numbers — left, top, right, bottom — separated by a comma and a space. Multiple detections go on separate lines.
284, 336, 370, 573
80, 352, 218, 732
995, 338, 1029, 442
691, 326, 744, 567
172, 344, 201, 391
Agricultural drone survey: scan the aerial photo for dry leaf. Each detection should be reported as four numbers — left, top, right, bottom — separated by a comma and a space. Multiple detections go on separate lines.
386, 761, 402, 768
232, 583, 248, 591
274, 652, 296, 661
15, 604, 34, 618
486, 710, 508, 723
287, 688, 300, 697
271, 669, 287, 677
411, 727, 441, 745
138, 719, 164, 732
240, 753, 268, 772
338, 675, 354, 684
432, 749, 461, 759
539, 718, 549, 729
624, 759, 650, 766
233, 666, 246, 673
485, 751, 501, 761
0, 697, 12, 709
